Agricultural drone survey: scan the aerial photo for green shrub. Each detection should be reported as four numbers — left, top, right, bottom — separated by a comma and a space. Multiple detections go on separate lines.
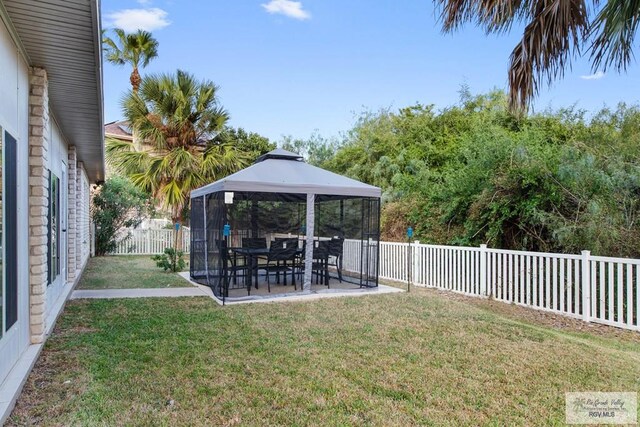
152, 248, 186, 272
92, 176, 153, 256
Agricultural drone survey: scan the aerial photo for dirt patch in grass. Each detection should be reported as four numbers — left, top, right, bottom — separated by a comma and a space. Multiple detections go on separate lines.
77, 256, 191, 289
8, 291, 640, 426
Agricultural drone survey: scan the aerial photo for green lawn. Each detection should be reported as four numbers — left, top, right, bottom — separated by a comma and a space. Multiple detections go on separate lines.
9, 284, 640, 425
77, 256, 191, 289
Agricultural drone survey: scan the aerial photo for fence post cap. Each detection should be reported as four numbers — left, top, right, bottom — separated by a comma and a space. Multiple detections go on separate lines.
413, 240, 420, 244
480, 244, 487, 249
581, 250, 591, 256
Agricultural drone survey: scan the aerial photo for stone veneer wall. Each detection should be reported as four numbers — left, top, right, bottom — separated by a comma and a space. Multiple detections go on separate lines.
76, 162, 85, 268
67, 147, 77, 281
27, 67, 93, 345
80, 167, 90, 263
27, 67, 49, 344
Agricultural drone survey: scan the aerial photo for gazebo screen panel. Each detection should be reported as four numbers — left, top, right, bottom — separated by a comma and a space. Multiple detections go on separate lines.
315, 196, 380, 288
190, 191, 380, 298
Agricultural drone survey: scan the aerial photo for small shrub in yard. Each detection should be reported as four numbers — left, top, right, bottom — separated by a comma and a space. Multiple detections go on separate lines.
152, 248, 186, 272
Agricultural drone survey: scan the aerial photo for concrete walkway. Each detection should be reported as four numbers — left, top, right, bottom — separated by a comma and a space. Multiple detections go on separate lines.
70, 287, 209, 299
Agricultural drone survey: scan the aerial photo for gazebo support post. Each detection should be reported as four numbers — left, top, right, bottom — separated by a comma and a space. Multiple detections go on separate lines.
303, 193, 315, 291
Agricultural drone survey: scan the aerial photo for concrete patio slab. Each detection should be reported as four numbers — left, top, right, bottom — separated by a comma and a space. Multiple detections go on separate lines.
70, 287, 209, 299
177, 272, 404, 305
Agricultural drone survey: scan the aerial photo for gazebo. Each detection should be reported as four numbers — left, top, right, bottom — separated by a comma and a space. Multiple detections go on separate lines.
189, 148, 381, 302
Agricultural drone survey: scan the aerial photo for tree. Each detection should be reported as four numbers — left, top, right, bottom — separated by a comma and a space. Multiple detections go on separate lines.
92, 176, 153, 256
106, 70, 248, 235
102, 28, 159, 93
280, 132, 339, 167
216, 127, 275, 163
436, 1, 640, 111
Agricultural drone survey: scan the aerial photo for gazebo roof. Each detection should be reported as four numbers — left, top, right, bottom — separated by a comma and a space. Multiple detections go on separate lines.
191, 148, 381, 198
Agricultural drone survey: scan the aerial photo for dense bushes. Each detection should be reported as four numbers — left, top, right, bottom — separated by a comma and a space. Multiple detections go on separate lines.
92, 176, 154, 255
321, 91, 640, 257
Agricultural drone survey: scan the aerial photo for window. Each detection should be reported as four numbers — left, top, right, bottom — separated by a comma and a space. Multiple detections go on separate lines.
48, 171, 60, 285
2, 129, 18, 332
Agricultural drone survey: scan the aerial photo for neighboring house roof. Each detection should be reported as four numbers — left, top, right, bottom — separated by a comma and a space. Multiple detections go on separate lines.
191, 149, 381, 198
105, 121, 218, 146
1, 0, 104, 181
105, 120, 133, 141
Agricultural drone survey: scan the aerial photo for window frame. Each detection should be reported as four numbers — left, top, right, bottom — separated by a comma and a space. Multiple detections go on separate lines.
48, 170, 60, 285
3, 129, 18, 330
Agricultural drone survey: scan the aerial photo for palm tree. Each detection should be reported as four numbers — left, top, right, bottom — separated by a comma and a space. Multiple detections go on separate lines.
106, 70, 249, 245
436, 1, 640, 112
102, 28, 159, 93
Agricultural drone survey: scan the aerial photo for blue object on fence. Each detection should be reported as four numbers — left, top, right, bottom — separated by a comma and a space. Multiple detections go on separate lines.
175, 223, 180, 231
223, 223, 231, 237
407, 227, 413, 239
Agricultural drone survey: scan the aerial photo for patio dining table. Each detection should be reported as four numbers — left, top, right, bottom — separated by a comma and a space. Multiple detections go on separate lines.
230, 246, 304, 292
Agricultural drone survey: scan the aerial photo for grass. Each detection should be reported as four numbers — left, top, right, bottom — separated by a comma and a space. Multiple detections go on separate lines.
77, 256, 191, 289
9, 279, 640, 425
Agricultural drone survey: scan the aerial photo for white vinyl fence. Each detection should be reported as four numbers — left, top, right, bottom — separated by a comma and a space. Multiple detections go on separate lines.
353, 241, 639, 332
109, 228, 191, 255
110, 231, 639, 331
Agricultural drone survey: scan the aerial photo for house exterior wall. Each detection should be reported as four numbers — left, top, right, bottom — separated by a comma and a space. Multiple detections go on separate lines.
0, 17, 94, 387
0, 10, 31, 388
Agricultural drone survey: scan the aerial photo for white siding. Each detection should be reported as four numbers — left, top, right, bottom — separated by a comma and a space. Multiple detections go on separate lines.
0, 16, 31, 387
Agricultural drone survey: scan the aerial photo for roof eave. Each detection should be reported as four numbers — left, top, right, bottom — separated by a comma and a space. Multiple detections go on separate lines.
1, 0, 105, 182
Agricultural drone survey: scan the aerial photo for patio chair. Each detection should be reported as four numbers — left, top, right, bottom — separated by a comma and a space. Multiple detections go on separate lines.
272, 237, 299, 250
312, 240, 330, 287
328, 237, 344, 283
264, 245, 298, 292
241, 237, 268, 289
292, 240, 307, 283
242, 237, 267, 249
215, 239, 248, 294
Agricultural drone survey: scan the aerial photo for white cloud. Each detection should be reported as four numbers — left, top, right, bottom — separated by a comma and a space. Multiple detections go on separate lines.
261, 0, 311, 20
580, 71, 605, 80
105, 8, 170, 32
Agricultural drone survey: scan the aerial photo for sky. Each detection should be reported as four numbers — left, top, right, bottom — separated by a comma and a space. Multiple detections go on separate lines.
101, 0, 640, 143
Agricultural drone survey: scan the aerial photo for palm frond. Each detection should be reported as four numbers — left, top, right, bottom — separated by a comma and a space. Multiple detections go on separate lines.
590, 0, 640, 72
508, 0, 589, 111
437, 0, 591, 111
101, 28, 158, 74
115, 69, 242, 221
437, 0, 534, 34
105, 138, 152, 176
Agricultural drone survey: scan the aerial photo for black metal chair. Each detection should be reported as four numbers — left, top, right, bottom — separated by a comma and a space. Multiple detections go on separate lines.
328, 237, 344, 283
272, 237, 299, 249
264, 245, 298, 291
312, 240, 330, 287
241, 237, 268, 288
216, 239, 248, 295
242, 237, 267, 249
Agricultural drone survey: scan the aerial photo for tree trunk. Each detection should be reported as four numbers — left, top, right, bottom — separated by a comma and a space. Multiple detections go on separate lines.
172, 217, 183, 252
130, 67, 141, 93
130, 67, 142, 150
